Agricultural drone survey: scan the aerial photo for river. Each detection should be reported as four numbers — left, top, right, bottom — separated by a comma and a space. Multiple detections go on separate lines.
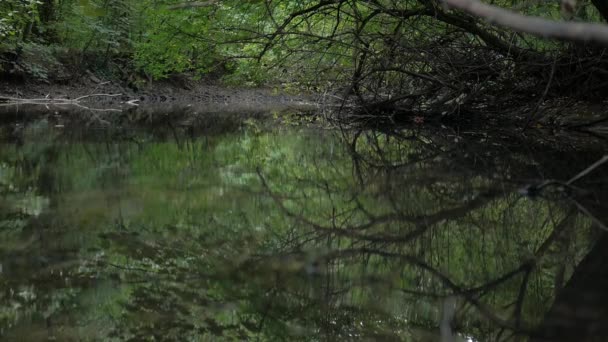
1, 111, 607, 341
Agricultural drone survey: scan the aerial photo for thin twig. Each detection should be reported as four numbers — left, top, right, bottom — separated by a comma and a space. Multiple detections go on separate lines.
571, 199, 608, 232
567, 155, 608, 185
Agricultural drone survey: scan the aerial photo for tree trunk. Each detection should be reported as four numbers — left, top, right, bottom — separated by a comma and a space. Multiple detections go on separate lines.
38, 0, 57, 41
530, 231, 608, 341
591, 0, 608, 21
39, 0, 55, 24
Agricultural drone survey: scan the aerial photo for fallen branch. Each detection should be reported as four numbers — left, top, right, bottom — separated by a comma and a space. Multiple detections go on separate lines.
443, 0, 608, 45
0, 93, 124, 112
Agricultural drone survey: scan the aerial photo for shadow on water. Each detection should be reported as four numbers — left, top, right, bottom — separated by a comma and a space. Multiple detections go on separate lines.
0, 113, 607, 341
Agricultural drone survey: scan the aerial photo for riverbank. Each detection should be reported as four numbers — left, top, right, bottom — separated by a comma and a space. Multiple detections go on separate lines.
2, 77, 608, 142
0, 77, 318, 112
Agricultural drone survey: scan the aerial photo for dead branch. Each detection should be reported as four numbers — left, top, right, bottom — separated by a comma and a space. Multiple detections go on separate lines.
443, 0, 608, 45
0, 93, 125, 112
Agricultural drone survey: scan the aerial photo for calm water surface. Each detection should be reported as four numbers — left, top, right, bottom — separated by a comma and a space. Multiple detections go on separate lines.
1, 115, 608, 341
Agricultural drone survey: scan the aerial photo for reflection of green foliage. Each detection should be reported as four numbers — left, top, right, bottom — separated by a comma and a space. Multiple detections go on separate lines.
0, 121, 597, 340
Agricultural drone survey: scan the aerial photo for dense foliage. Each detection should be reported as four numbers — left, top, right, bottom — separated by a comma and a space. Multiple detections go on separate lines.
2, 0, 608, 115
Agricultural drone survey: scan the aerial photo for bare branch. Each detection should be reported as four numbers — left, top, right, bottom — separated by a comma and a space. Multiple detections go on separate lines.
443, 0, 608, 45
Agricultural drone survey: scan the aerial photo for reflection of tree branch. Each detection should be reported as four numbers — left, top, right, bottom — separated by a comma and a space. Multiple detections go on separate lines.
344, 129, 449, 172
256, 167, 498, 244
325, 247, 533, 333
533, 209, 576, 260
514, 266, 533, 330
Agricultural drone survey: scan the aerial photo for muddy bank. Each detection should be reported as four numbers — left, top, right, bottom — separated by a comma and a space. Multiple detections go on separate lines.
0, 78, 319, 116
2, 78, 608, 141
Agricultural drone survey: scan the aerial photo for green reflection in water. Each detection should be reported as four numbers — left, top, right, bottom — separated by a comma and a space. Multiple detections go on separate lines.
0, 118, 601, 341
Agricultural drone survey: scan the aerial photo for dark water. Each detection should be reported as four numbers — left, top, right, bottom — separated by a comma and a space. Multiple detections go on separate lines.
1, 116, 608, 341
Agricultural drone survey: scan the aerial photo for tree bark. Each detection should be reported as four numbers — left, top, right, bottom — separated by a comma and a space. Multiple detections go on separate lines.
443, 0, 608, 46
530, 232, 608, 341
591, 0, 608, 21
38, 0, 55, 24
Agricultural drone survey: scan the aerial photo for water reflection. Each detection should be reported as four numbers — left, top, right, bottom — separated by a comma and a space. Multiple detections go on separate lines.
0, 117, 607, 341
